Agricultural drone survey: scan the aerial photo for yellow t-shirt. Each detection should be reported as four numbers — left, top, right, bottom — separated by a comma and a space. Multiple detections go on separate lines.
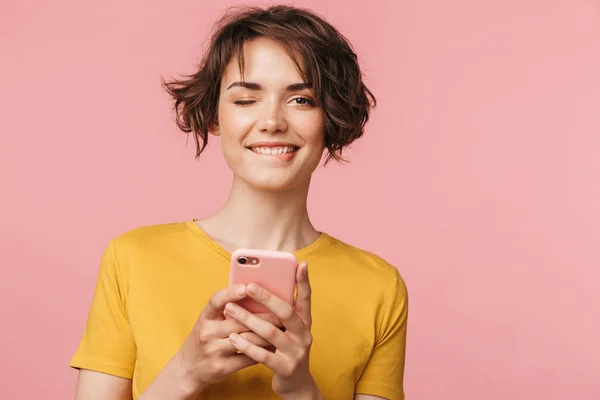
71, 220, 408, 399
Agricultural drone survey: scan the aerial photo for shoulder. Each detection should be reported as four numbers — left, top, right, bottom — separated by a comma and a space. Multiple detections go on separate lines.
111, 220, 191, 245
98, 221, 196, 282
319, 233, 408, 294
108, 220, 192, 256
315, 235, 408, 334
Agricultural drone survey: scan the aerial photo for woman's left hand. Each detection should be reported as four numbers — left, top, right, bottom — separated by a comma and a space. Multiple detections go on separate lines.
224, 261, 322, 400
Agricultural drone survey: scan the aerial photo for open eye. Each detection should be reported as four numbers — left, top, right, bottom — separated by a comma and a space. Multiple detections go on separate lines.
290, 96, 315, 106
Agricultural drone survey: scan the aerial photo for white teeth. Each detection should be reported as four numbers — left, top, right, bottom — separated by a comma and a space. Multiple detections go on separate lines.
251, 146, 296, 155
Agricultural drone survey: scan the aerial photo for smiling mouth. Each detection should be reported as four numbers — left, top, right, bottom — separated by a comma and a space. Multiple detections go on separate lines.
247, 145, 300, 156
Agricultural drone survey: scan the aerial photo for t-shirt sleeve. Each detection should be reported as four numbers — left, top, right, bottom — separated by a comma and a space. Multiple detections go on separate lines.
70, 240, 136, 379
355, 269, 409, 400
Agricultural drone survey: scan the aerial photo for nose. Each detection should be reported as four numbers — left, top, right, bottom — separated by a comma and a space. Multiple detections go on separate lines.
257, 100, 288, 134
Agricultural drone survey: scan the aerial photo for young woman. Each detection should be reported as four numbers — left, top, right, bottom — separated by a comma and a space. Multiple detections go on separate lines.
71, 5, 408, 400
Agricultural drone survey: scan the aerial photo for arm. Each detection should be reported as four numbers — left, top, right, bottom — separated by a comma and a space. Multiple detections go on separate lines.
74, 285, 279, 400
72, 242, 269, 399
354, 268, 408, 400
71, 242, 137, 398
75, 370, 132, 400
73, 371, 389, 400
75, 366, 198, 400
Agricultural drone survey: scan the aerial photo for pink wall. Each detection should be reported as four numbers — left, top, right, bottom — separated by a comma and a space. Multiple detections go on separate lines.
1, 0, 599, 398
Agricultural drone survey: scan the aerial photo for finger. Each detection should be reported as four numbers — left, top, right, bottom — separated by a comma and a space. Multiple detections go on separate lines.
256, 313, 284, 328
224, 302, 291, 350
244, 283, 305, 332
294, 261, 312, 326
239, 331, 273, 348
210, 336, 240, 353
213, 312, 276, 338
212, 334, 273, 355
216, 313, 282, 337
222, 353, 258, 374
245, 313, 284, 328
229, 333, 286, 373
202, 285, 247, 319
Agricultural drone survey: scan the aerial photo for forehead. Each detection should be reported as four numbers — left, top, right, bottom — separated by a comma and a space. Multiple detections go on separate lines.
221, 37, 307, 86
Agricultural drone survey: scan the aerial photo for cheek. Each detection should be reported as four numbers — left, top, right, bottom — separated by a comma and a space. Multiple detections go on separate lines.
311, 122, 326, 151
218, 105, 254, 143
293, 113, 325, 146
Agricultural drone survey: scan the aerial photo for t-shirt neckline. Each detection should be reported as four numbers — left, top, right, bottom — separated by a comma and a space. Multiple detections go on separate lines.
186, 219, 333, 261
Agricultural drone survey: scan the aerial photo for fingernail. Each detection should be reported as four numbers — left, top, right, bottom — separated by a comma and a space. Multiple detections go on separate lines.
229, 333, 240, 345
300, 262, 308, 274
247, 283, 260, 295
225, 303, 237, 316
235, 285, 246, 297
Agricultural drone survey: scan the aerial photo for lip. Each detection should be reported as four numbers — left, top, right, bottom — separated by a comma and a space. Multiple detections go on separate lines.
246, 142, 300, 162
246, 141, 300, 148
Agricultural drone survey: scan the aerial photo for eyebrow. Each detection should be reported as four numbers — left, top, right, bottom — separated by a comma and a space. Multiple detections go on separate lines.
226, 82, 312, 91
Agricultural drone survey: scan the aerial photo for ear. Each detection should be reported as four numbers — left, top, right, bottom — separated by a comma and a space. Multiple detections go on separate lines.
208, 122, 221, 137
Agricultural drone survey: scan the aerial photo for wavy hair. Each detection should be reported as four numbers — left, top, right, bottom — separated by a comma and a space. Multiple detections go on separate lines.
162, 5, 376, 163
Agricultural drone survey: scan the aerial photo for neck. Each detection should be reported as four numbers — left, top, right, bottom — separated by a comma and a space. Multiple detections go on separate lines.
196, 175, 320, 253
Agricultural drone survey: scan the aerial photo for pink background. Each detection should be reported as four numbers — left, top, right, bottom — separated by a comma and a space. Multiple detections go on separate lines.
1, 0, 599, 398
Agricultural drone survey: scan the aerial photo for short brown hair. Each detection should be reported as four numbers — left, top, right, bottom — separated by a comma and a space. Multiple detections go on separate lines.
162, 5, 376, 163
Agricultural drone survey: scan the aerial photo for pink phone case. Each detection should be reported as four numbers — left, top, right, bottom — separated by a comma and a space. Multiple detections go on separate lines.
229, 248, 298, 314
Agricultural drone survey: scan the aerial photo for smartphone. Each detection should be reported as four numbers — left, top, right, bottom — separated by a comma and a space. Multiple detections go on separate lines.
229, 248, 298, 314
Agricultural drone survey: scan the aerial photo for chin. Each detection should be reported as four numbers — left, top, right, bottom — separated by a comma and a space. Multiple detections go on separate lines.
238, 169, 310, 192
225, 150, 321, 193
247, 175, 306, 192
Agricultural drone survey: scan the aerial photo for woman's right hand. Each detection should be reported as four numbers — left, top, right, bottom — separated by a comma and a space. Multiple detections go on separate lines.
179, 284, 280, 386
140, 284, 280, 399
